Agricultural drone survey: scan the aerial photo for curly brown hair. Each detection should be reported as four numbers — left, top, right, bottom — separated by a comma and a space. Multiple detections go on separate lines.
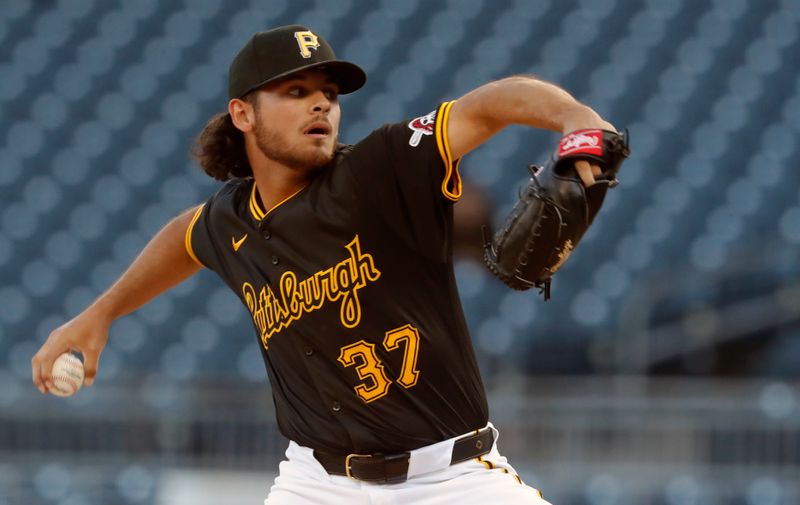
191, 94, 257, 181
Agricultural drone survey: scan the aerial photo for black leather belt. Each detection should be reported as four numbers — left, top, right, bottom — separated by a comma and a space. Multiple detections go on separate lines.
313, 427, 494, 484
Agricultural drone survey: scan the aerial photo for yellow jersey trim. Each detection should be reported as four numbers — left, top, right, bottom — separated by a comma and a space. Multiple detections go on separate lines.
185, 205, 206, 268
249, 180, 306, 221
434, 100, 463, 202
265, 186, 306, 218
249, 182, 266, 220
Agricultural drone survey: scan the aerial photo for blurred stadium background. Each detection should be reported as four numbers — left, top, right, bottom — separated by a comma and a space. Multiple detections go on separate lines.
1, 0, 800, 503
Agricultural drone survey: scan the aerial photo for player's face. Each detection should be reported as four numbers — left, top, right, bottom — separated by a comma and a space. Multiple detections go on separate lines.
252, 70, 341, 171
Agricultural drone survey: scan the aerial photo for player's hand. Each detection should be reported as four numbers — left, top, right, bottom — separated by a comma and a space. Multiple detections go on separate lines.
31, 308, 111, 394
574, 159, 603, 187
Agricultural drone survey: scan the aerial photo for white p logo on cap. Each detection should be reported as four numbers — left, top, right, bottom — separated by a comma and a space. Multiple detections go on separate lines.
294, 31, 320, 58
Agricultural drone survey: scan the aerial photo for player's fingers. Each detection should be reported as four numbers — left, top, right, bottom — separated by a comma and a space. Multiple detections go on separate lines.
41, 359, 55, 392
574, 159, 596, 187
31, 353, 47, 394
32, 345, 58, 394
591, 163, 602, 177
81, 348, 100, 387
41, 351, 59, 392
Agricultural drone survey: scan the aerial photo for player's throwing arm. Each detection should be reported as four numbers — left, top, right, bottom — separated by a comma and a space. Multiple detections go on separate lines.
31, 207, 203, 394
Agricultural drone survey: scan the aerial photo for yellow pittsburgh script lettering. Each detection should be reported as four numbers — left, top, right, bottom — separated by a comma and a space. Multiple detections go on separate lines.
242, 235, 381, 349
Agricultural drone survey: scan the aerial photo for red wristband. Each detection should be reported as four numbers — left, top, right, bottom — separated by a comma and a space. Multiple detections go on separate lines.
558, 129, 604, 158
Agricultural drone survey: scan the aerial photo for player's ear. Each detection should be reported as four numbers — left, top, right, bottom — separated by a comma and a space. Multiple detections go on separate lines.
228, 98, 255, 133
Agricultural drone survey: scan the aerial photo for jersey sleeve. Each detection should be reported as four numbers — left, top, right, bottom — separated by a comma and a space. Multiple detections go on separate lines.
346, 101, 464, 257
435, 100, 463, 202
388, 100, 462, 201
404, 100, 462, 202
185, 182, 239, 273
185, 203, 210, 269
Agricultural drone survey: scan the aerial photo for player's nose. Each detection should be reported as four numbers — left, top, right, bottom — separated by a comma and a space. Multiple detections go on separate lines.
310, 91, 332, 114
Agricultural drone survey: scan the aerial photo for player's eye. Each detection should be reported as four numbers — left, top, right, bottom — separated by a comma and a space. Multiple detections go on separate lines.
288, 86, 305, 97
323, 88, 339, 101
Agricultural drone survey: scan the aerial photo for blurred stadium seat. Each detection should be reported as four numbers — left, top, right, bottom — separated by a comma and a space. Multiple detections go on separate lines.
3, 0, 796, 377
2, 0, 800, 503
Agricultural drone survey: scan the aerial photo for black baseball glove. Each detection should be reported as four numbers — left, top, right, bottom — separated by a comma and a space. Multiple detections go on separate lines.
483, 129, 630, 299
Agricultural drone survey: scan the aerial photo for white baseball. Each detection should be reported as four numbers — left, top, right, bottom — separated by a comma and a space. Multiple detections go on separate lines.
50, 353, 85, 397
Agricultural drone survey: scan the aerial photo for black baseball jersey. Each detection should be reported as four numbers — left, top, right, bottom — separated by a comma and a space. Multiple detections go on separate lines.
186, 101, 488, 454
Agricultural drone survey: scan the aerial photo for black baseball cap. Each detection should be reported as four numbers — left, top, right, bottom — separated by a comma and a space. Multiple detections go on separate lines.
227, 25, 367, 100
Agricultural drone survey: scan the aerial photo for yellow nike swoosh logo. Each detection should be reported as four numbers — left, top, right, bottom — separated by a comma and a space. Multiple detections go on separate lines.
232, 234, 248, 251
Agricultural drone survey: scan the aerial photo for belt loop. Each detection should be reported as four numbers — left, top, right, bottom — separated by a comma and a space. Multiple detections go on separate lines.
383, 452, 410, 484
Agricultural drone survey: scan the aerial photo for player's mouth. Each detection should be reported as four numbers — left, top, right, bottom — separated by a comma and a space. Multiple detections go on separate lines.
303, 121, 331, 138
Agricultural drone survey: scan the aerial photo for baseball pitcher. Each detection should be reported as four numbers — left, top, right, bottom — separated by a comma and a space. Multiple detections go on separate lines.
32, 25, 628, 504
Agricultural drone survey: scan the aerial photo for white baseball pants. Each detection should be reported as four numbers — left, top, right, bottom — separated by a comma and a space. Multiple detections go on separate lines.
264, 424, 552, 505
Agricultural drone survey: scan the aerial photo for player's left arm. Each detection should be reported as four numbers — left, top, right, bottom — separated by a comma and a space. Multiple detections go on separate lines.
446, 75, 615, 185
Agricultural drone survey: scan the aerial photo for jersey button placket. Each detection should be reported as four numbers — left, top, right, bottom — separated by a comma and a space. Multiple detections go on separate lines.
331, 401, 341, 412
262, 229, 271, 240
271, 255, 279, 265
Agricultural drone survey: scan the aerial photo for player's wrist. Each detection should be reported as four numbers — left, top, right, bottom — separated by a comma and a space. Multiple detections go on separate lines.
85, 297, 118, 327
559, 105, 614, 135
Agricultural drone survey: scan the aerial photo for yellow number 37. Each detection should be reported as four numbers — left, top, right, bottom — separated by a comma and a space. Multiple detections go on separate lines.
337, 324, 421, 403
